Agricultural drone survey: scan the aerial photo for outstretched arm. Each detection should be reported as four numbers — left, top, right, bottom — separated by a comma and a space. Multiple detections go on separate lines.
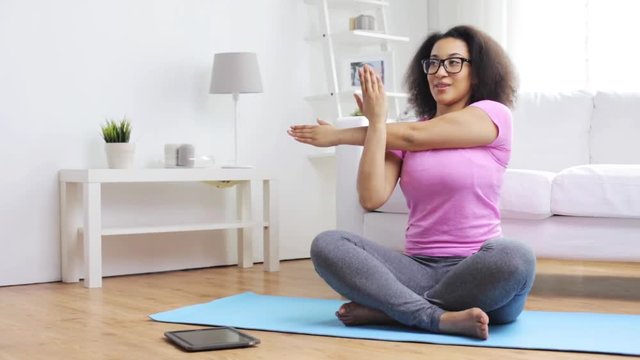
286, 116, 366, 147
288, 105, 498, 151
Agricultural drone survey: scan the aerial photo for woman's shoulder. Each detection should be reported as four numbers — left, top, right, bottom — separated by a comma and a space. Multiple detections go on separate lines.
468, 100, 512, 123
469, 99, 511, 113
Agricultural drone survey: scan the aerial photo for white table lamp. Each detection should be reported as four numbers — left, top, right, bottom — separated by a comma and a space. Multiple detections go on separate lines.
209, 52, 263, 168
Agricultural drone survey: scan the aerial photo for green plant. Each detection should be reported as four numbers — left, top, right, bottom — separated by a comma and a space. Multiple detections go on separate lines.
350, 108, 363, 116
101, 118, 132, 143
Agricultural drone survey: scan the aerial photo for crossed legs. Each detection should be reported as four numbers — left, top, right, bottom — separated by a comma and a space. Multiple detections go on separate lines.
310, 230, 536, 339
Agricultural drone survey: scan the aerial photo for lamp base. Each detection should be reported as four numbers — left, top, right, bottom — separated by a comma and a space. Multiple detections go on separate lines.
221, 164, 254, 169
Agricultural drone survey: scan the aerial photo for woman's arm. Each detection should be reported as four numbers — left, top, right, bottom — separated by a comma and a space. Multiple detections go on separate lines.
358, 147, 402, 211
288, 105, 498, 151
357, 66, 401, 210
355, 65, 401, 210
388, 106, 498, 150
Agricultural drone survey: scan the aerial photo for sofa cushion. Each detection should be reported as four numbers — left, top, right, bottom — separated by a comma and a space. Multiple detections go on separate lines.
552, 164, 640, 218
510, 91, 592, 172
591, 92, 640, 164
500, 169, 555, 220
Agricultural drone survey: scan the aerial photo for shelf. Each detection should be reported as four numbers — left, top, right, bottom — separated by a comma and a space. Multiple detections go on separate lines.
78, 222, 269, 236
306, 30, 409, 45
305, 91, 408, 102
341, 30, 410, 43
304, 0, 409, 119
304, 0, 389, 10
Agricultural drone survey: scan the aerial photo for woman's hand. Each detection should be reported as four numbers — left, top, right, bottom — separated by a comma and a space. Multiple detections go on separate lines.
354, 65, 388, 126
287, 65, 387, 148
287, 118, 337, 147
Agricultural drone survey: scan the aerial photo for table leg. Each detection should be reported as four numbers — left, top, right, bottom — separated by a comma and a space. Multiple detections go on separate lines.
236, 181, 253, 268
83, 183, 102, 288
60, 182, 82, 282
264, 179, 279, 272
250, 180, 264, 268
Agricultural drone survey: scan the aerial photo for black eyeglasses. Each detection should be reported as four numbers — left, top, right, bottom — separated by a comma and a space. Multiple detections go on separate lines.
421, 57, 471, 75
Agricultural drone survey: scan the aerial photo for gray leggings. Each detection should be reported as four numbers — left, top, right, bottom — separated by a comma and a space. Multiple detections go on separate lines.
310, 230, 536, 333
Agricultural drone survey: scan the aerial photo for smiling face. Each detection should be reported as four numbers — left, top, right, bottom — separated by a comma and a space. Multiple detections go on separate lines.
427, 37, 472, 116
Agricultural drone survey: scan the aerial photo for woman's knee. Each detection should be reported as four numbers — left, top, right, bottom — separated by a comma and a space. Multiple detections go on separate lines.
488, 299, 526, 324
485, 239, 537, 281
310, 230, 350, 263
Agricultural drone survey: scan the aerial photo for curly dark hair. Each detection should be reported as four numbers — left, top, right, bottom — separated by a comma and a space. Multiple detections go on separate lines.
404, 25, 518, 118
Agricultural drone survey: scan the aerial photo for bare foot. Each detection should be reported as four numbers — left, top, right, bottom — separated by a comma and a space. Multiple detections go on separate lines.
335, 302, 395, 326
438, 308, 490, 340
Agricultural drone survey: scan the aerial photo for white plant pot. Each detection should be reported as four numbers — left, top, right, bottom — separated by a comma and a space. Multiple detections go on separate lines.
105, 143, 135, 169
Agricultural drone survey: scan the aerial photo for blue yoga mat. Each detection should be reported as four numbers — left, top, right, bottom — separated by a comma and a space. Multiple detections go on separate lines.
150, 292, 640, 356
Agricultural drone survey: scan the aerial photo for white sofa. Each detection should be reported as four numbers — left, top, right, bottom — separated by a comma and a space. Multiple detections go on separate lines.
336, 91, 640, 262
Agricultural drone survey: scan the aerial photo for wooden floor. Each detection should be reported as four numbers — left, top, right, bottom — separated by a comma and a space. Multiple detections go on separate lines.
1, 259, 639, 360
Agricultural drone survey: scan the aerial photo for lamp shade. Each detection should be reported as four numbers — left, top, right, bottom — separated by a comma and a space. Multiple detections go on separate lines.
209, 52, 263, 94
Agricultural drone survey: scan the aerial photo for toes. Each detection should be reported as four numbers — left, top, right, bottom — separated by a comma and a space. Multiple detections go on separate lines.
338, 302, 353, 315
468, 308, 488, 324
479, 324, 489, 340
335, 310, 353, 326
476, 309, 489, 325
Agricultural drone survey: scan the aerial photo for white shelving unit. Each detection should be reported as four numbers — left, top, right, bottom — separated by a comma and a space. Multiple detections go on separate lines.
304, 0, 410, 120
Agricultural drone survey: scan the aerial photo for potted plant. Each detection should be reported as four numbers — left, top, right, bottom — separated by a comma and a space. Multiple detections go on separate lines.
101, 118, 135, 169
350, 108, 363, 116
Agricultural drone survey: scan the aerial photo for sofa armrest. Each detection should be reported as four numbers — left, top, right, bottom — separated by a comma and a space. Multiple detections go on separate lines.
501, 168, 556, 219
335, 116, 368, 235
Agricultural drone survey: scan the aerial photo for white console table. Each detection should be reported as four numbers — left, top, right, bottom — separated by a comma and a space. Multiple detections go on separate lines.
59, 168, 278, 288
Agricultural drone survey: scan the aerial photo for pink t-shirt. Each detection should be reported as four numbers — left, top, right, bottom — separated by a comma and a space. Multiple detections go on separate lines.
390, 100, 512, 257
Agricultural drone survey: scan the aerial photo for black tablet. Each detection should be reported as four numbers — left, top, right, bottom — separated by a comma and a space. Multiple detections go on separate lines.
164, 327, 260, 352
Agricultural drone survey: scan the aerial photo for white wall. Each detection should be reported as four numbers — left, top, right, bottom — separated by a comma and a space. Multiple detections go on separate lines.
0, 0, 322, 286
0, 0, 428, 286
427, 0, 507, 47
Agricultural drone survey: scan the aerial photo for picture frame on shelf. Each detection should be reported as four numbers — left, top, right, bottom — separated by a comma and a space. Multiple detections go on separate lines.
341, 52, 394, 91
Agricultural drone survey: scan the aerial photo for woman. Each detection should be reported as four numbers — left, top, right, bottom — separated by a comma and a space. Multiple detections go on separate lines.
287, 25, 535, 340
